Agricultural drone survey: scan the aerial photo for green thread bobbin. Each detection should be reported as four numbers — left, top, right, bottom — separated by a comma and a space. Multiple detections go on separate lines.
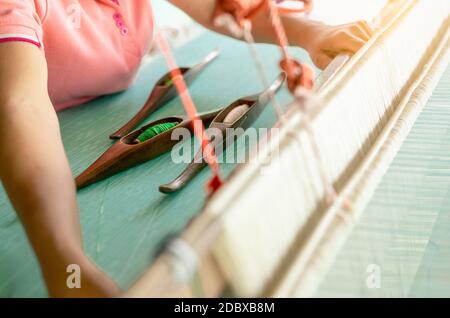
136, 122, 178, 143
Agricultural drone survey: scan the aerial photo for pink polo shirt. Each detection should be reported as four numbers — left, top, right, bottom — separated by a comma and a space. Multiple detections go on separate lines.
0, 0, 154, 111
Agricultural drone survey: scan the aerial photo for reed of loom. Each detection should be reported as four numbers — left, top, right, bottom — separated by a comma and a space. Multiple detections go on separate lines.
124, 0, 450, 298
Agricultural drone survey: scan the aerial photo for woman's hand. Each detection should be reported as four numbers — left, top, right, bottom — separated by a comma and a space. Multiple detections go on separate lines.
302, 20, 374, 69
171, 0, 374, 70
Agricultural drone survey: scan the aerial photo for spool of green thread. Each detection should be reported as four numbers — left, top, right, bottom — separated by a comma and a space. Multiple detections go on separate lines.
136, 122, 178, 143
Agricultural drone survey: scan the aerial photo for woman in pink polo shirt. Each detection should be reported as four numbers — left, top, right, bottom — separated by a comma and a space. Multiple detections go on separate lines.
0, 0, 372, 297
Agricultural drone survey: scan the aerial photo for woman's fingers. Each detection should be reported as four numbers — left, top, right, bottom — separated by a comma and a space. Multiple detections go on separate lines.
313, 52, 333, 70
329, 21, 374, 53
306, 20, 374, 70
348, 23, 371, 41
328, 31, 366, 53
358, 20, 375, 38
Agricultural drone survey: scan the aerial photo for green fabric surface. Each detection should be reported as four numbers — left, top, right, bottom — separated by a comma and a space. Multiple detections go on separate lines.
316, 63, 450, 297
0, 31, 310, 297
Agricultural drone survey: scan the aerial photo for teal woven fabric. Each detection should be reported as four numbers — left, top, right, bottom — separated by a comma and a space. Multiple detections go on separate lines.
316, 63, 450, 297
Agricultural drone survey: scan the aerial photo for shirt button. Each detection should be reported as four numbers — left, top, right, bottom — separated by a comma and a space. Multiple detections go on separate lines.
121, 27, 129, 36
113, 12, 128, 36
116, 20, 124, 28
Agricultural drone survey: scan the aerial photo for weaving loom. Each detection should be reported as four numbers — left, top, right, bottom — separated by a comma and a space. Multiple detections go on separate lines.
125, 0, 450, 297
0, 0, 449, 298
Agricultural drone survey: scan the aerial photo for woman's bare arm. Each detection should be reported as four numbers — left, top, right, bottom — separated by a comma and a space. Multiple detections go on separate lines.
169, 0, 372, 69
0, 42, 118, 297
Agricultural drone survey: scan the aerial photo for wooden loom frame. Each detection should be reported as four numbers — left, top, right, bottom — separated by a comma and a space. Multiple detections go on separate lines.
124, 0, 450, 298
